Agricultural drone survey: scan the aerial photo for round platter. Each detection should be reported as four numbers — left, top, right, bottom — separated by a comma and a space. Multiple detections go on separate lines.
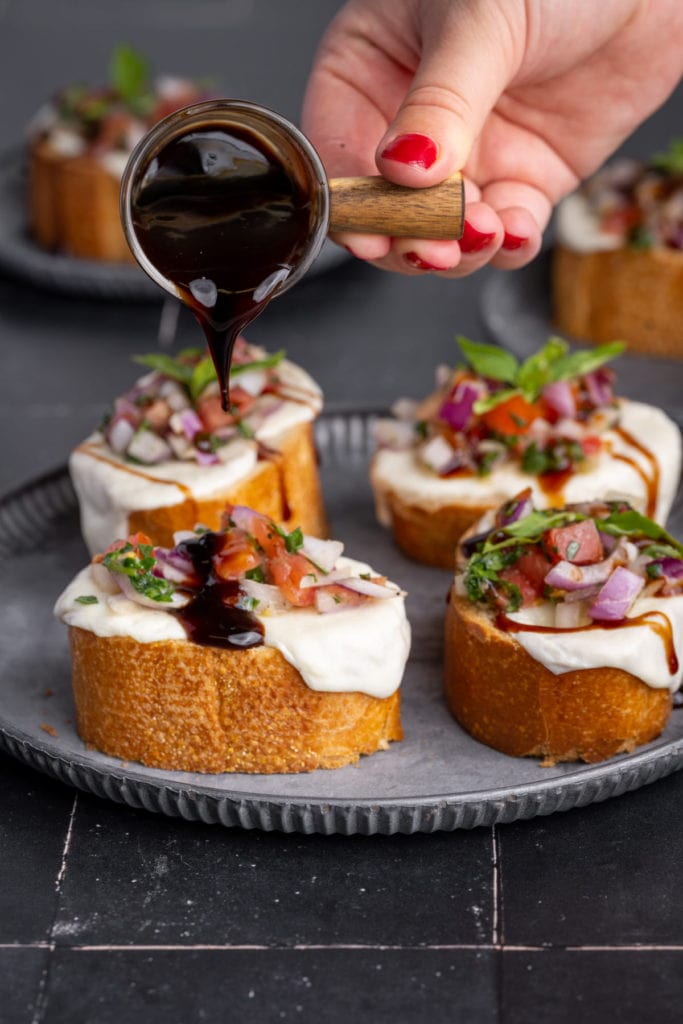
480, 250, 683, 426
1, 413, 682, 835
0, 152, 348, 301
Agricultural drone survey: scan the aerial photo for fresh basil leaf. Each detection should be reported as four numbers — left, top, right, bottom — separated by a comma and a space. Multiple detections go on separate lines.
650, 138, 683, 175
110, 44, 150, 103
456, 336, 518, 383
599, 510, 683, 555
516, 337, 568, 398
133, 353, 193, 384
472, 387, 522, 415
549, 340, 625, 383
485, 510, 584, 548
230, 350, 286, 376
189, 357, 217, 400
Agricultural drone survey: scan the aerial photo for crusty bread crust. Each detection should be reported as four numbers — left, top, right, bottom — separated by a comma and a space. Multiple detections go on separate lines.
125, 420, 328, 544
444, 589, 671, 764
552, 244, 683, 359
69, 626, 402, 773
375, 482, 491, 569
29, 139, 135, 262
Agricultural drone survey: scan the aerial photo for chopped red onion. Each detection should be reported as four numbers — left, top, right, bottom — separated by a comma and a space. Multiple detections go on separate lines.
107, 415, 136, 455
114, 396, 142, 421
583, 368, 614, 408
648, 557, 683, 581
240, 579, 290, 612
496, 489, 533, 527
420, 434, 458, 474
195, 449, 220, 467
153, 547, 198, 586
589, 566, 644, 621
336, 576, 398, 599
542, 380, 576, 419
300, 535, 344, 573
438, 381, 478, 431
178, 408, 203, 440
545, 542, 628, 591
126, 428, 172, 465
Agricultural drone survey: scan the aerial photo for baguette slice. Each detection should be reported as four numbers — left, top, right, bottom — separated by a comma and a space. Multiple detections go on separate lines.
69, 626, 402, 774
552, 244, 683, 359
126, 420, 328, 546
73, 419, 327, 551
29, 140, 135, 262
444, 590, 671, 765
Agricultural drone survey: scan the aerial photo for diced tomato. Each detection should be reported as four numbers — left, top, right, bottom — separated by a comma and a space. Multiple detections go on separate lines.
582, 435, 602, 457
543, 520, 604, 565
268, 553, 316, 607
514, 547, 552, 588
600, 206, 640, 234
251, 517, 287, 560
481, 394, 544, 437
214, 530, 261, 580
498, 567, 541, 607
196, 393, 237, 432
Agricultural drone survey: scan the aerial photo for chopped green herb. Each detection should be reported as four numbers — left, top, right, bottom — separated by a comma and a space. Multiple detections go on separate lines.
628, 225, 653, 250
189, 357, 217, 401
599, 510, 683, 556
415, 420, 429, 439
133, 352, 194, 384
566, 540, 581, 561
333, 594, 342, 604
476, 449, 500, 476
646, 562, 663, 579
463, 334, 625, 414
230, 350, 286, 376
521, 443, 550, 475
103, 543, 176, 603
237, 595, 260, 612
245, 565, 265, 583
650, 138, 683, 176
360, 573, 372, 580
75, 595, 99, 605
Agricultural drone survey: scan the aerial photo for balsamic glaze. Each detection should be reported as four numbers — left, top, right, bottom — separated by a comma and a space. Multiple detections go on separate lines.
176, 531, 264, 649
130, 126, 316, 409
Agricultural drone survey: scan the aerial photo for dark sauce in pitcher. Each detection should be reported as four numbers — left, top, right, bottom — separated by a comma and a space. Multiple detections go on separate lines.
130, 124, 317, 409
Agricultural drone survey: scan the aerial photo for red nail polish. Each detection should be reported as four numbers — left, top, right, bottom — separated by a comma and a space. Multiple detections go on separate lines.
459, 221, 496, 254
381, 133, 437, 169
502, 232, 526, 250
404, 252, 451, 271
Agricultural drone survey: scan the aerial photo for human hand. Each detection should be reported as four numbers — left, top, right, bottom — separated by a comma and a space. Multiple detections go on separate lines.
302, 0, 683, 276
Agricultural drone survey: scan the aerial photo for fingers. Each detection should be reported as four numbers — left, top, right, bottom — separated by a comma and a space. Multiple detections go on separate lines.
375, 2, 522, 188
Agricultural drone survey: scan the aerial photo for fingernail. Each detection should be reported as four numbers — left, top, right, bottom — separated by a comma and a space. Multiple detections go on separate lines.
502, 232, 527, 250
404, 252, 451, 271
381, 133, 437, 169
459, 220, 496, 254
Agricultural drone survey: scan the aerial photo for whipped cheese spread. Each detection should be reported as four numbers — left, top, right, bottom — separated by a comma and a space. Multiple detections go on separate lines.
54, 557, 410, 699
372, 400, 681, 526
506, 594, 683, 692
71, 363, 322, 554
555, 192, 623, 253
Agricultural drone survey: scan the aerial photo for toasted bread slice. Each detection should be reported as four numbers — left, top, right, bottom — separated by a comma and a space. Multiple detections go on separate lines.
444, 589, 671, 764
552, 244, 683, 359
69, 626, 402, 773
29, 140, 134, 262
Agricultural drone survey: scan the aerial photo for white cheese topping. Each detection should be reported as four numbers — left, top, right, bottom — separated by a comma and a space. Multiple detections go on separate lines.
46, 127, 85, 158
555, 192, 623, 253
505, 594, 683, 692
54, 557, 411, 698
70, 437, 258, 555
372, 400, 681, 527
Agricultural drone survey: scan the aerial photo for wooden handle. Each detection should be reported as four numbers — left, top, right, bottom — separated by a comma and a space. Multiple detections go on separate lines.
328, 172, 464, 239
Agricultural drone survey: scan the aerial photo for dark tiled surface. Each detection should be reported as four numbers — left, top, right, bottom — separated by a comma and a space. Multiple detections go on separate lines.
502, 950, 683, 1024
0, 754, 73, 943
53, 795, 493, 947
499, 770, 683, 947
43, 949, 498, 1024
0, 948, 49, 1024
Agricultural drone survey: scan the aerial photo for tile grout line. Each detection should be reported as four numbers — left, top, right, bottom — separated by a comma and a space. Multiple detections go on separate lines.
30, 793, 79, 1024
491, 825, 500, 945
4, 943, 677, 953
492, 825, 504, 1024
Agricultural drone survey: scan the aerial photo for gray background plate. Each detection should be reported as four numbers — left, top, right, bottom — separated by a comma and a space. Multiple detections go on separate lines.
0, 413, 682, 835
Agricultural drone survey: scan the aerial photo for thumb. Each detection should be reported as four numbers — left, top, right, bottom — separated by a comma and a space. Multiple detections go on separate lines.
376, 4, 520, 186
